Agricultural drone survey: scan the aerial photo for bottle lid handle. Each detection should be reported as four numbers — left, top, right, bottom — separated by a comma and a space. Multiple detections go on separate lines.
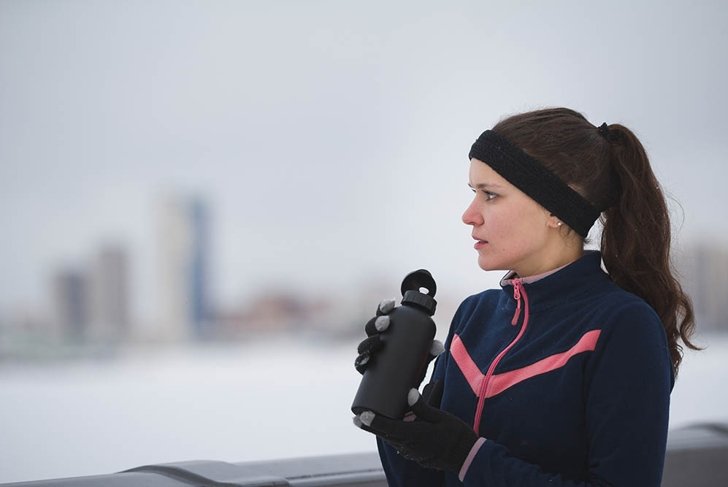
400, 269, 436, 298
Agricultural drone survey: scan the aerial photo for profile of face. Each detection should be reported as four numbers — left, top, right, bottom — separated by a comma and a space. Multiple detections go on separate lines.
462, 159, 557, 277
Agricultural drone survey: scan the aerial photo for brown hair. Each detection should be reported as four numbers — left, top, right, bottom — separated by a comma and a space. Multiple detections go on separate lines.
493, 107, 697, 376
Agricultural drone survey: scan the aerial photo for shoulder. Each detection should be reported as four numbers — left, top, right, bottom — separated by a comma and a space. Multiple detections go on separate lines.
593, 288, 666, 342
454, 289, 502, 317
586, 287, 673, 384
449, 289, 504, 334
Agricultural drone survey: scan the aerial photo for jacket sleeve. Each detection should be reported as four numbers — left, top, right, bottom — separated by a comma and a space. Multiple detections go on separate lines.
459, 301, 673, 486
377, 437, 445, 487
377, 350, 449, 487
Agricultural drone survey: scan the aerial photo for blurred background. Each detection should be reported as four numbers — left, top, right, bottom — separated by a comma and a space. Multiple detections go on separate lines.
1, 0, 727, 483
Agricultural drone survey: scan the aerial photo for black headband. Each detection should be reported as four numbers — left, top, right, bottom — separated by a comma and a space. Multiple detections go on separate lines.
468, 130, 600, 238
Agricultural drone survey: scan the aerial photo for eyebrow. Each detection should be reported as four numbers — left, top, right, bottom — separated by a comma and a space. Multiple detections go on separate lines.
468, 182, 504, 190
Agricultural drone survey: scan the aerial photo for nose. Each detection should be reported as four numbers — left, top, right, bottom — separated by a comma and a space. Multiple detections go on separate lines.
462, 197, 483, 226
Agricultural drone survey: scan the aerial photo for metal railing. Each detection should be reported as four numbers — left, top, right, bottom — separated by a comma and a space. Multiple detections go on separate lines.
3, 423, 727, 486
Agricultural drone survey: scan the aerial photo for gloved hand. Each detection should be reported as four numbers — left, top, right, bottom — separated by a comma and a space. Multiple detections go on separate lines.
354, 299, 444, 387
353, 386, 479, 475
354, 299, 396, 374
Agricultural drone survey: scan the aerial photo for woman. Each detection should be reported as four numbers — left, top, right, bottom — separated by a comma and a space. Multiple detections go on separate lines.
353, 107, 697, 486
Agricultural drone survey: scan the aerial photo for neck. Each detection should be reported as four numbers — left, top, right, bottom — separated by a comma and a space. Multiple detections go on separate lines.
514, 243, 584, 278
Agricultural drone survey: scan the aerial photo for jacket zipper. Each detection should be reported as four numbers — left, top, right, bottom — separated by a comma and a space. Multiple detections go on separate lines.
472, 278, 530, 433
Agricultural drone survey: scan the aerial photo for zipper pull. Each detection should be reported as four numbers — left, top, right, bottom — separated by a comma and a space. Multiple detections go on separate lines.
511, 279, 522, 326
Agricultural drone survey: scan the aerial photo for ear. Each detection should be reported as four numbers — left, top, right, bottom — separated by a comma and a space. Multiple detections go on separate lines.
546, 213, 563, 229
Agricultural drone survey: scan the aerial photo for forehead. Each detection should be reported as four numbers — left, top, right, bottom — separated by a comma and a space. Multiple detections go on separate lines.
468, 158, 511, 187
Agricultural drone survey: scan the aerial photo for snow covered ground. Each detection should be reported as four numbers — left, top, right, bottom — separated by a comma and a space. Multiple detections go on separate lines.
1, 333, 726, 483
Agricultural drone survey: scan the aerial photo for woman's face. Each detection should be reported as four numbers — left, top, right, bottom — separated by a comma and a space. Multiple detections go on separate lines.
462, 159, 553, 276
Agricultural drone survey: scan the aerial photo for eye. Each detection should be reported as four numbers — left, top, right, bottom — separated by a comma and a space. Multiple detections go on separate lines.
468, 187, 498, 201
482, 190, 498, 201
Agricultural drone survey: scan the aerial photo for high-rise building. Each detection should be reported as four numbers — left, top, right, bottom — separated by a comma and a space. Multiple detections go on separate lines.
89, 244, 130, 342
155, 194, 211, 340
52, 268, 89, 342
675, 243, 728, 333
189, 198, 210, 335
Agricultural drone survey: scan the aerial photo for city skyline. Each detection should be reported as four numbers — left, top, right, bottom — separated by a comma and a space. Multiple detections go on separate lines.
0, 187, 468, 346
1, 187, 725, 352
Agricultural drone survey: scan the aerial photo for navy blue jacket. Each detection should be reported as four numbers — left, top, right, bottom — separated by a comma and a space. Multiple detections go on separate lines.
378, 251, 673, 486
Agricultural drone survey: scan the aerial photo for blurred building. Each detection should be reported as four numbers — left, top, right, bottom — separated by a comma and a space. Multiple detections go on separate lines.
217, 276, 405, 341
676, 243, 728, 333
52, 268, 89, 342
155, 194, 211, 340
88, 244, 130, 342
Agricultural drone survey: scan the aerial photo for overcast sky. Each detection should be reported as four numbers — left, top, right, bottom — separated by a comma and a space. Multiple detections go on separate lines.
1, 0, 727, 324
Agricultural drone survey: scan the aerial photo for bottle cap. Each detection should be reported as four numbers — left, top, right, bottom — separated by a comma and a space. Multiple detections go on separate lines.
402, 290, 437, 315
400, 269, 437, 315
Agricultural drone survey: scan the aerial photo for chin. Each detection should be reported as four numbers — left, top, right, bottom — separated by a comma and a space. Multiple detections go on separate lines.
478, 253, 512, 273
477, 256, 498, 272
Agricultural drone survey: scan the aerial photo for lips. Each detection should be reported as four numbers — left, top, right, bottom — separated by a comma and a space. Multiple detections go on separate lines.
473, 236, 488, 250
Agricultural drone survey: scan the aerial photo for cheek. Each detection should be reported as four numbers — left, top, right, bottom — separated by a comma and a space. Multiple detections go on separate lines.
489, 206, 545, 248
487, 206, 522, 237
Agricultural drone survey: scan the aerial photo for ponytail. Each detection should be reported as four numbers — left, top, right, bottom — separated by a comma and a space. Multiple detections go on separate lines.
493, 108, 699, 377
600, 124, 698, 376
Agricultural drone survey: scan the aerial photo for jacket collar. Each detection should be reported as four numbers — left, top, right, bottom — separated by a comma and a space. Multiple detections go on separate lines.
499, 251, 611, 311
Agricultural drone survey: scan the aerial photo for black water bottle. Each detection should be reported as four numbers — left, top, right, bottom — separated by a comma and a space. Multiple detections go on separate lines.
351, 269, 437, 419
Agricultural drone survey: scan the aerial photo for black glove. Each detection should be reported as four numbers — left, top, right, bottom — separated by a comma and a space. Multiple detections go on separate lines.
354, 384, 479, 475
354, 299, 396, 374
354, 300, 445, 385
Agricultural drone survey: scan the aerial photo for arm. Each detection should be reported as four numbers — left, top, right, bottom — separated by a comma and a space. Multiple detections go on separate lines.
377, 431, 445, 486
375, 350, 449, 487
